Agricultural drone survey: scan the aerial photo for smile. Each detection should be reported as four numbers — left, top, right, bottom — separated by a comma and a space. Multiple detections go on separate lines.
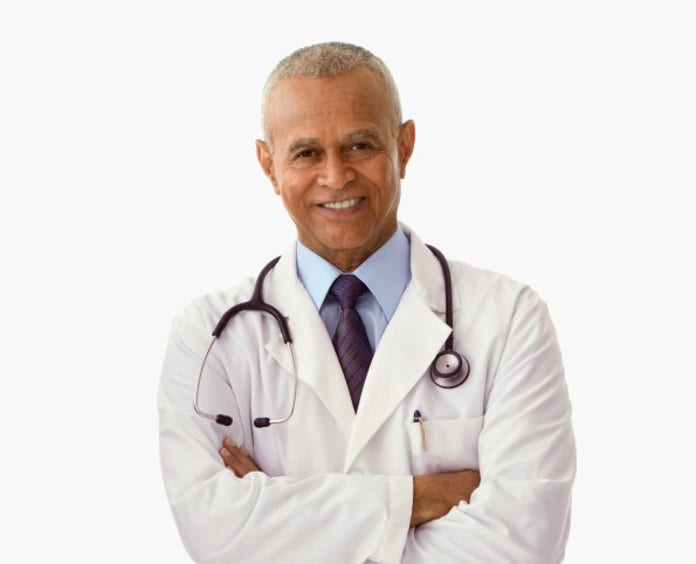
320, 197, 364, 210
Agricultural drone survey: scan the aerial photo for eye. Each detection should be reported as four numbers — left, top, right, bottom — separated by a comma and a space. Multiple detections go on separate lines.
350, 142, 371, 151
295, 149, 318, 159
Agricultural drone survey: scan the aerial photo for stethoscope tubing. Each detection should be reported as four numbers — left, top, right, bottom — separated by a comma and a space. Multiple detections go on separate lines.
193, 244, 467, 429
426, 244, 454, 351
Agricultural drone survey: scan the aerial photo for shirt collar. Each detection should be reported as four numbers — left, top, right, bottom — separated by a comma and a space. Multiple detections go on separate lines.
296, 226, 411, 321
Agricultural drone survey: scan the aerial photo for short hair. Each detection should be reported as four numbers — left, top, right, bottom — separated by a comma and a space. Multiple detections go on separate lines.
261, 41, 403, 141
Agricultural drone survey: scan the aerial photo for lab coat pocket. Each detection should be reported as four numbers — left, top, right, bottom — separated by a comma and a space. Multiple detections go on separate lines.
406, 415, 483, 474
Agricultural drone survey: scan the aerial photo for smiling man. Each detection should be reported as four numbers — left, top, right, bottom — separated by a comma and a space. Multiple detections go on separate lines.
256, 63, 412, 273
158, 42, 576, 563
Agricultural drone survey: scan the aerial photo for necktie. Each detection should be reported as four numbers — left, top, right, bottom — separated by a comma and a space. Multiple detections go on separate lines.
329, 274, 374, 411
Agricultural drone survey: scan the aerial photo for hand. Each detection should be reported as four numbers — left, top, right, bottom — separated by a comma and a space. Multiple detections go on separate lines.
219, 437, 262, 477
410, 469, 481, 527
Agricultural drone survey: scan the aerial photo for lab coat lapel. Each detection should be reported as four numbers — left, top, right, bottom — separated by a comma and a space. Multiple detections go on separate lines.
264, 244, 356, 439
344, 230, 459, 468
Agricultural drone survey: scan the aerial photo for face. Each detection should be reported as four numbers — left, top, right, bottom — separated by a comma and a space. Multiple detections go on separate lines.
256, 66, 415, 271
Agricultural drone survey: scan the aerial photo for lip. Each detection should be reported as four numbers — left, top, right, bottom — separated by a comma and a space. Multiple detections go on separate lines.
316, 196, 366, 215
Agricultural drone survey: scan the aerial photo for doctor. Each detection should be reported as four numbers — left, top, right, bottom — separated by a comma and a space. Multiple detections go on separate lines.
158, 42, 576, 563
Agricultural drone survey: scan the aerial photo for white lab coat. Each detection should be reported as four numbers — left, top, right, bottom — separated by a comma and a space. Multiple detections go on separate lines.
158, 225, 576, 564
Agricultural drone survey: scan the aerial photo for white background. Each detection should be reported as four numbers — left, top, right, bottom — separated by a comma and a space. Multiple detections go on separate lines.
1, 1, 694, 562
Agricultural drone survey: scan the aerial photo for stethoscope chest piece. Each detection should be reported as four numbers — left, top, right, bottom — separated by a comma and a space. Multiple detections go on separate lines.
430, 350, 470, 388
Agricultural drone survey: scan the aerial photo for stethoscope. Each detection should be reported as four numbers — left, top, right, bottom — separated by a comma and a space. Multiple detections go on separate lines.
194, 244, 470, 429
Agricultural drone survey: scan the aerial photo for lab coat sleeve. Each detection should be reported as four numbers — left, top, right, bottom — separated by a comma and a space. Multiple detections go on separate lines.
158, 308, 413, 564
401, 287, 576, 564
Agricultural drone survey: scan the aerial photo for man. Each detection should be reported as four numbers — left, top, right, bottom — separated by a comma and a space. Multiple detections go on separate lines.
158, 42, 575, 563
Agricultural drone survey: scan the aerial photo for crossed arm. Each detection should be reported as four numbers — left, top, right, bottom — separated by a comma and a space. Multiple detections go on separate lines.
219, 437, 481, 527
160, 289, 575, 563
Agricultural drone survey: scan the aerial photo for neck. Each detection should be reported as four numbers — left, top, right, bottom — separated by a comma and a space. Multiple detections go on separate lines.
320, 244, 380, 272
328, 252, 371, 273
300, 225, 398, 273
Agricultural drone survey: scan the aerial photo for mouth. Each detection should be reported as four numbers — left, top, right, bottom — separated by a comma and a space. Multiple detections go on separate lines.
319, 197, 364, 210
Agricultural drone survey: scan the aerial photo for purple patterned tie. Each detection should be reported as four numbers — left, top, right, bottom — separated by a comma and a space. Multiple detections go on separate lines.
329, 274, 374, 411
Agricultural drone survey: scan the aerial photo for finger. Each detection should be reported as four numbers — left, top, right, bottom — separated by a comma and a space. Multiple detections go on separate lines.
219, 446, 242, 473
219, 440, 260, 477
220, 438, 244, 464
238, 453, 260, 475
231, 444, 260, 475
221, 449, 252, 477
223, 437, 253, 464
220, 439, 246, 467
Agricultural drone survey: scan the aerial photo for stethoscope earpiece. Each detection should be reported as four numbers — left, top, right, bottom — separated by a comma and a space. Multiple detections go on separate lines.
254, 417, 271, 428
430, 350, 470, 388
216, 414, 233, 426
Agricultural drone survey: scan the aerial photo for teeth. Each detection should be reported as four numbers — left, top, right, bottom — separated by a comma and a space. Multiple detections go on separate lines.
322, 197, 362, 210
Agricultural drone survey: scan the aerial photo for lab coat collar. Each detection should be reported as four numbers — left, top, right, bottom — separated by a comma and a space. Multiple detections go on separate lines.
402, 223, 461, 314
264, 242, 357, 438
345, 225, 459, 467
263, 224, 461, 453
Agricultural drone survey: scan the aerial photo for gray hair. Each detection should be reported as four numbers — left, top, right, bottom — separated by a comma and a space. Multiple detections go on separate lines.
261, 41, 402, 141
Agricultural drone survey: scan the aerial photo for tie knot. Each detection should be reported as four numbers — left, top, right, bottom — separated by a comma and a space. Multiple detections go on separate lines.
329, 274, 368, 310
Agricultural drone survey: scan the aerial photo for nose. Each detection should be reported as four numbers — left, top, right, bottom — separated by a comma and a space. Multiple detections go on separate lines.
318, 150, 356, 191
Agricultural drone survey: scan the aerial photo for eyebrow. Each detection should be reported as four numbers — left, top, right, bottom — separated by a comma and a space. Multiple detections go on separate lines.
287, 138, 320, 155
286, 129, 385, 156
344, 129, 384, 145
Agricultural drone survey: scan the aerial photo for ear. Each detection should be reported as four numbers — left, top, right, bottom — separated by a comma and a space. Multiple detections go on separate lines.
396, 120, 416, 179
255, 139, 280, 194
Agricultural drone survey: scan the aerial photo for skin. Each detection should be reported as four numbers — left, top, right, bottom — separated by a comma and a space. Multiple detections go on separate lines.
256, 66, 415, 272
221, 65, 481, 526
220, 437, 480, 527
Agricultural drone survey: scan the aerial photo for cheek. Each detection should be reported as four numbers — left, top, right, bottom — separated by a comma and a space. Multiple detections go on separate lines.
277, 173, 312, 212
361, 159, 400, 197
276, 162, 300, 189
275, 168, 299, 197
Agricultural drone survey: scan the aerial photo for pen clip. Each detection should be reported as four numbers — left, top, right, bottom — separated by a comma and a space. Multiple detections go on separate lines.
413, 410, 427, 451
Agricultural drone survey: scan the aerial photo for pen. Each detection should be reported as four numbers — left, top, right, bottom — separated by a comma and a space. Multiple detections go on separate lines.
413, 410, 427, 451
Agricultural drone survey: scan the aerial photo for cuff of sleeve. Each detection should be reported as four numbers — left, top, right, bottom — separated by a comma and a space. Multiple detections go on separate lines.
371, 474, 413, 564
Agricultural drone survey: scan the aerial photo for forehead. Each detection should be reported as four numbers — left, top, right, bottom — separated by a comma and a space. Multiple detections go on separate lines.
266, 67, 395, 147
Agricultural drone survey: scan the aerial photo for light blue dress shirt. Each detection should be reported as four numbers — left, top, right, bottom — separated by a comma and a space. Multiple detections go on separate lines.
296, 227, 412, 351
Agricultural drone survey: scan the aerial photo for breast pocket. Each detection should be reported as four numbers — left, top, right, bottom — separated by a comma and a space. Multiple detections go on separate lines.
406, 416, 483, 474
